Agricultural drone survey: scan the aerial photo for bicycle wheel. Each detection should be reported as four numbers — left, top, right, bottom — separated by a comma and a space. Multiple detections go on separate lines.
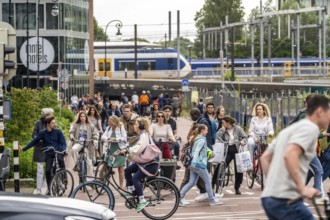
215, 161, 226, 193
95, 161, 110, 194
142, 177, 179, 220
259, 159, 264, 191
79, 159, 87, 184
95, 161, 109, 182
225, 166, 230, 186
71, 180, 115, 210
50, 169, 74, 197
246, 156, 255, 189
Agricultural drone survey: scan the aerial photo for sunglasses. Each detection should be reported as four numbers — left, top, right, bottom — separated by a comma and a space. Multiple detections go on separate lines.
157, 115, 164, 118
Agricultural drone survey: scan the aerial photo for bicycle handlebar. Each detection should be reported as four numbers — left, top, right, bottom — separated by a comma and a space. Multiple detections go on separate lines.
71, 138, 96, 142
42, 146, 66, 154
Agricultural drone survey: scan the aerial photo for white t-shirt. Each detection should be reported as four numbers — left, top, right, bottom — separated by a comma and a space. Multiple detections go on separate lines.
262, 119, 319, 200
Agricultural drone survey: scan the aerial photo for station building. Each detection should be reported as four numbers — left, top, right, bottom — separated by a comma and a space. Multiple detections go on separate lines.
0, 0, 91, 96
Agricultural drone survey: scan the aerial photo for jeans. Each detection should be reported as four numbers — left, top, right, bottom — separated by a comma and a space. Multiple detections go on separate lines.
261, 197, 314, 220
45, 154, 64, 191
248, 137, 256, 161
125, 162, 159, 197
180, 167, 215, 203
169, 142, 180, 159
180, 167, 206, 193
306, 155, 324, 197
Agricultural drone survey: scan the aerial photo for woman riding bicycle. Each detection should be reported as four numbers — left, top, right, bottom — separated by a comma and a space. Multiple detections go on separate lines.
70, 111, 99, 180
216, 115, 247, 195
150, 111, 176, 160
119, 118, 160, 213
248, 102, 274, 161
101, 115, 127, 189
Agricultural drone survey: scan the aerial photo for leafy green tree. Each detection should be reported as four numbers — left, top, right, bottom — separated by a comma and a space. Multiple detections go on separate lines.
94, 17, 108, 41
194, 0, 244, 58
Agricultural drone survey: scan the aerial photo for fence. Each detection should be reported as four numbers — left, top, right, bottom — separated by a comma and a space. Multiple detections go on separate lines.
192, 89, 313, 131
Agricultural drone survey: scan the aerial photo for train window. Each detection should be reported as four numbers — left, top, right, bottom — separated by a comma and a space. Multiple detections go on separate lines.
168, 58, 173, 64
99, 63, 104, 71
119, 61, 135, 71
139, 61, 156, 71
106, 62, 110, 71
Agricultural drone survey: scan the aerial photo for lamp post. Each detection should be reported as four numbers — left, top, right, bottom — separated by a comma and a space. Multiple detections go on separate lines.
104, 20, 122, 77
36, 0, 41, 88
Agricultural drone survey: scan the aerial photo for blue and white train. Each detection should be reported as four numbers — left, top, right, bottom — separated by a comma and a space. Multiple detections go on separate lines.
93, 47, 191, 79
190, 57, 330, 77
66, 41, 191, 79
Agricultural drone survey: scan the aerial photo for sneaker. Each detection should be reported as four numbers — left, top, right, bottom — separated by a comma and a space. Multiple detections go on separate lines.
179, 198, 190, 207
73, 165, 79, 172
176, 165, 181, 170
33, 189, 42, 195
210, 198, 223, 206
136, 201, 149, 212
195, 193, 208, 202
215, 193, 224, 198
303, 202, 309, 207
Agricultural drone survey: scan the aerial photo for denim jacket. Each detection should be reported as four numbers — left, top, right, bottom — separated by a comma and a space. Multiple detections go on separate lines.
191, 135, 209, 169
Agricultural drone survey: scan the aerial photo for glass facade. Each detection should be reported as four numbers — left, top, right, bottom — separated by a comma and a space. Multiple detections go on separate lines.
1, 0, 90, 89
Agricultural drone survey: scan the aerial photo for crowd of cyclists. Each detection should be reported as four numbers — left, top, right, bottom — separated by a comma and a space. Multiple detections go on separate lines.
18, 90, 330, 218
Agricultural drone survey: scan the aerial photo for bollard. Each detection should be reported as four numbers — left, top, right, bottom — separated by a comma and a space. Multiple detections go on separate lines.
13, 141, 19, 192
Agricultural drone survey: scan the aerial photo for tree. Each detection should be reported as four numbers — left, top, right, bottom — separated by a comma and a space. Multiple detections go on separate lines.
194, 0, 245, 58
94, 17, 108, 41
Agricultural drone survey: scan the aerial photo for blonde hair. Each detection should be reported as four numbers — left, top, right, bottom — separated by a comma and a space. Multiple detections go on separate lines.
137, 118, 150, 134
252, 102, 271, 117
108, 115, 122, 127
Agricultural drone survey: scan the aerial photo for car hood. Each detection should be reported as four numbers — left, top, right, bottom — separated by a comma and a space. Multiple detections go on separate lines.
0, 193, 115, 219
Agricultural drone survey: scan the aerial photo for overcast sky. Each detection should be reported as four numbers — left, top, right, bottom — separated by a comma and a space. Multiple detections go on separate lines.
94, 0, 273, 42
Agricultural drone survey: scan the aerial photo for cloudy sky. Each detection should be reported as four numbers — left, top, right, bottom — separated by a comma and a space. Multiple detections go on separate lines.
94, 0, 274, 42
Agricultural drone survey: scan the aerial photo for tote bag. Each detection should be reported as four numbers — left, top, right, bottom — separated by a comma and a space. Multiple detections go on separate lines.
235, 147, 252, 173
133, 136, 160, 164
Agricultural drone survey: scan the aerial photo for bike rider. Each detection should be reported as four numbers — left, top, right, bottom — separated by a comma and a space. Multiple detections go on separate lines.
21, 115, 66, 195
247, 102, 274, 162
119, 118, 159, 212
163, 105, 181, 169
31, 108, 54, 194
70, 111, 99, 180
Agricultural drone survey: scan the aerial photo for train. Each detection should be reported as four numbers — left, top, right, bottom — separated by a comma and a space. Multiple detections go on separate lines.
190, 57, 330, 77
66, 42, 191, 79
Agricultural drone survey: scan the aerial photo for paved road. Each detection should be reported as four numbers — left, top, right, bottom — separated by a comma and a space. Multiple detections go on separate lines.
9, 116, 330, 219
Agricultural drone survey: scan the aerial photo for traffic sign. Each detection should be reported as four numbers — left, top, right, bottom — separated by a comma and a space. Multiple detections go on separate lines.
182, 86, 189, 92
181, 78, 189, 86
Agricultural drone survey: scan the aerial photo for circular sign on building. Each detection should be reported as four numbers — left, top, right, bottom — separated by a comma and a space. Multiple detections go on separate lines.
181, 78, 189, 86
20, 37, 55, 71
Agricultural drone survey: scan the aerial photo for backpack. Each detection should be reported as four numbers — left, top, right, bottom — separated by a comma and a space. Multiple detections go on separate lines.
197, 102, 204, 113
181, 143, 193, 168
181, 142, 203, 168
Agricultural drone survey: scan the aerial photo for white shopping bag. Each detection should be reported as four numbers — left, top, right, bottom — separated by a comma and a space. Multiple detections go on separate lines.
211, 142, 225, 163
235, 151, 252, 173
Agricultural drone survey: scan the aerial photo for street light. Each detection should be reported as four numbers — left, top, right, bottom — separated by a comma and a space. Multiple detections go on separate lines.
51, 0, 59, 17
36, 0, 41, 88
104, 20, 122, 77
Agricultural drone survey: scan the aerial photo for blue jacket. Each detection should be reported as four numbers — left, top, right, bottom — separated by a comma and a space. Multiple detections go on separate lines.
23, 128, 66, 155
191, 135, 209, 169
196, 114, 213, 150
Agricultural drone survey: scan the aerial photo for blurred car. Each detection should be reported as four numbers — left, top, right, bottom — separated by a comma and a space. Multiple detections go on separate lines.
0, 192, 116, 220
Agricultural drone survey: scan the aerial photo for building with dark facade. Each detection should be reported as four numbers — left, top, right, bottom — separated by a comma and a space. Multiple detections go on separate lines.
0, 0, 91, 96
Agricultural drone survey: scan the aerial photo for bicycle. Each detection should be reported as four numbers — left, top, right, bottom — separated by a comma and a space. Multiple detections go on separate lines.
72, 138, 96, 185
72, 153, 180, 220
43, 146, 74, 197
245, 133, 268, 190
212, 139, 240, 194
